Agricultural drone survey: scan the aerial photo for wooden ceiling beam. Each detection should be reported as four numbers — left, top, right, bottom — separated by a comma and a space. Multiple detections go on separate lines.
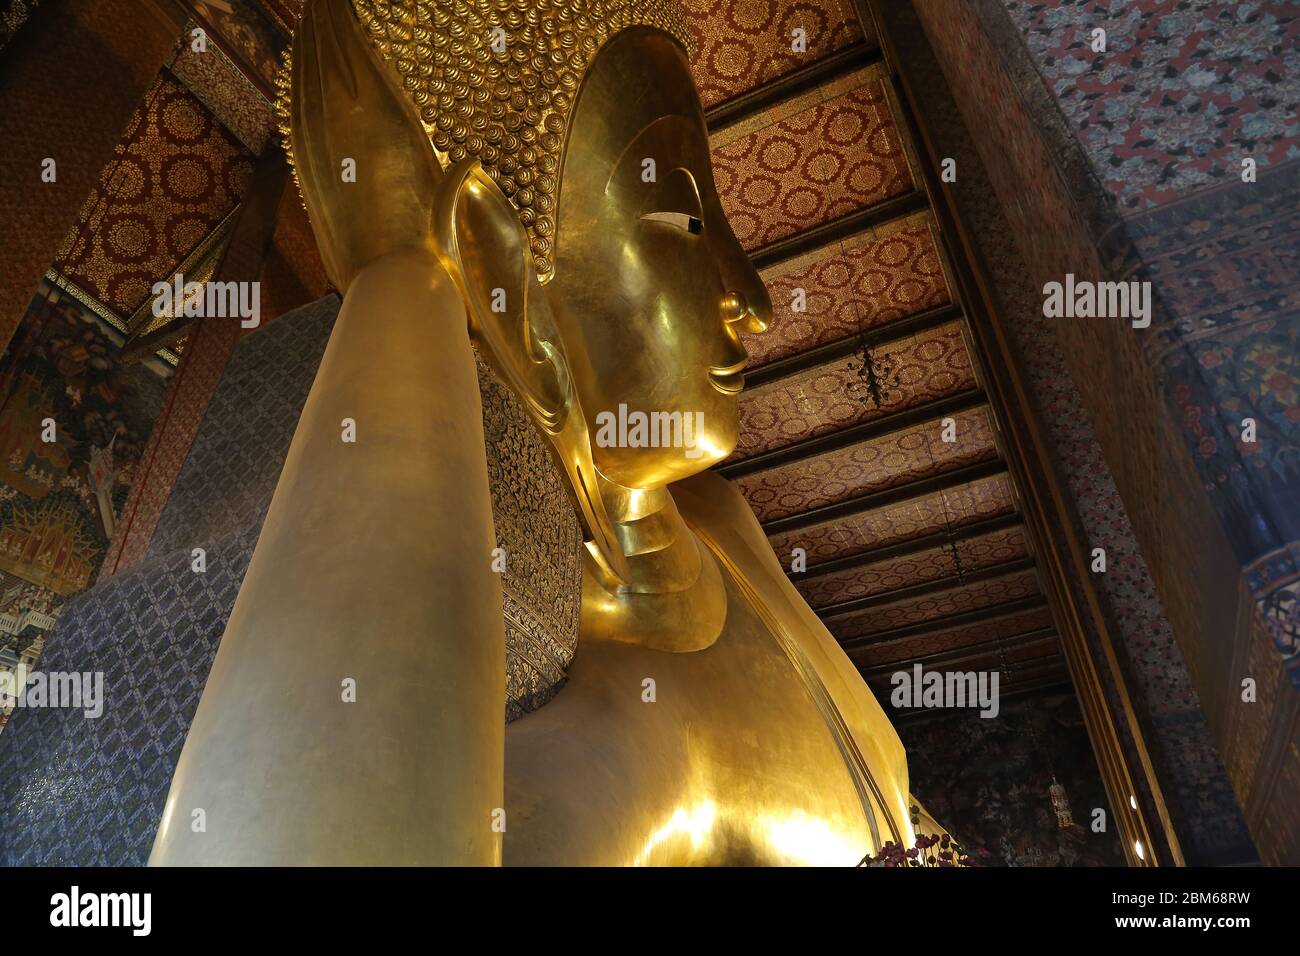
705, 40, 884, 134
745, 303, 963, 389
818, 555, 1036, 621
750, 191, 929, 272
839, 594, 1047, 651
792, 511, 1023, 583
889, 675, 1074, 720
718, 388, 987, 480
866, 646, 1065, 683
758, 458, 1008, 537
856, 627, 1057, 675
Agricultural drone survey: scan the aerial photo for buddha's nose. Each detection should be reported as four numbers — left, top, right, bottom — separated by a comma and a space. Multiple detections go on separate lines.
721, 288, 770, 335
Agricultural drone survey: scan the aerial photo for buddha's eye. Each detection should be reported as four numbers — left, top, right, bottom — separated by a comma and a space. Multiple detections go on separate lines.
641, 211, 704, 234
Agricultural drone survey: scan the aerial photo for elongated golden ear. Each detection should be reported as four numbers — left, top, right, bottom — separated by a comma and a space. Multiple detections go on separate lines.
434, 160, 631, 585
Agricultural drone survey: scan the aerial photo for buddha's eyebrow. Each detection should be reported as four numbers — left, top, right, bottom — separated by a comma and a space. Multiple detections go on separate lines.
605, 114, 701, 194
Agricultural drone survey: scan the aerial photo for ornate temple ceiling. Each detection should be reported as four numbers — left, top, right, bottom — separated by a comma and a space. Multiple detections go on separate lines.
43, 3, 293, 364
51, 0, 1067, 713
687, 0, 1069, 713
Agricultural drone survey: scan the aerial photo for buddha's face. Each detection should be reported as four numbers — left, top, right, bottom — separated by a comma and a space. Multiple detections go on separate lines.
545, 28, 771, 489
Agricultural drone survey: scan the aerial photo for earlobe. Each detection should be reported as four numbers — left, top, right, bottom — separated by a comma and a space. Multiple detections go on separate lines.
434, 160, 632, 585
433, 161, 566, 429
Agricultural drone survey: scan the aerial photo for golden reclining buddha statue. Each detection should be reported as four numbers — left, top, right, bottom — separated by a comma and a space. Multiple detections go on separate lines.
150, 0, 921, 865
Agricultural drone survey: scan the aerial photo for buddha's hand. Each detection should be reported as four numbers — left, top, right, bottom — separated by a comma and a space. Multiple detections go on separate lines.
286, 0, 442, 291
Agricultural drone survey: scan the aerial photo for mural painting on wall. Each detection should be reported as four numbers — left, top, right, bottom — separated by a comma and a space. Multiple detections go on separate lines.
0, 284, 168, 598
192, 0, 290, 93
0, 568, 60, 736
896, 691, 1126, 867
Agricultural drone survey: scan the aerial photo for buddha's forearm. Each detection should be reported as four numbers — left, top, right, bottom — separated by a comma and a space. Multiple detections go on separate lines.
150, 250, 505, 866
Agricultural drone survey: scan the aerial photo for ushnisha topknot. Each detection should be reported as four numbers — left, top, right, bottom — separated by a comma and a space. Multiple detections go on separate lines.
276, 0, 693, 279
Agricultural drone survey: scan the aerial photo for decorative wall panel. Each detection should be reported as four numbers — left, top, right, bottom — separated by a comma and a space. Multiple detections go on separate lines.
0, 284, 168, 594
745, 211, 951, 368
712, 79, 913, 250
683, 0, 864, 108
827, 568, 1041, 642
737, 406, 997, 523
734, 320, 973, 459
796, 526, 1028, 609
767, 471, 1016, 566
897, 691, 1126, 866
53, 70, 256, 320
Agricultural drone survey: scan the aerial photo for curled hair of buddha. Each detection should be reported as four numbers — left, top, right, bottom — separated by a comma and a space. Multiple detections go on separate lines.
276, 0, 692, 279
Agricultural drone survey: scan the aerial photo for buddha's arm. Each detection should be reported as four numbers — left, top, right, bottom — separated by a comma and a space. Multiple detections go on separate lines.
150, 0, 507, 865
673, 471, 914, 845
150, 250, 507, 865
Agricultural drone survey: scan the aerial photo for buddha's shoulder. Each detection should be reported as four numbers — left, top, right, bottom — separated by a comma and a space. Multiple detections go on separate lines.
670, 471, 784, 586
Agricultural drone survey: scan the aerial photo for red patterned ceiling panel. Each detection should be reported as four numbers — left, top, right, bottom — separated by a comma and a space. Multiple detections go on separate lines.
794, 525, 1029, 609
767, 471, 1017, 567
734, 320, 973, 460
711, 79, 913, 251
743, 212, 951, 368
825, 567, 1041, 642
683, 0, 865, 108
737, 405, 998, 523
848, 605, 1055, 668
54, 71, 256, 318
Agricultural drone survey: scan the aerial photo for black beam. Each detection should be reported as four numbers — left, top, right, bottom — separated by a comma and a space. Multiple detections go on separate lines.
794, 511, 1023, 583
758, 458, 1007, 537
888, 676, 1074, 720
858, 628, 1058, 676
719, 388, 987, 480
818, 555, 1037, 622
705, 42, 884, 133
840, 595, 1048, 651
745, 303, 963, 389
750, 191, 929, 272
865, 645, 1062, 682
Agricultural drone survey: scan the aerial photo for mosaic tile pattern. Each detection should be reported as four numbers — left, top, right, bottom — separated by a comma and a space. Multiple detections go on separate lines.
734, 320, 973, 459
683, 0, 864, 108
0, 293, 587, 863
171, 26, 277, 156
1004, 0, 1300, 211
768, 471, 1016, 567
0, 297, 337, 867
744, 211, 952, 368
101, 315, 242, 579
796, 526, 1028, 609
737, 405, 998, 523
53, 70, 256, 319
849, 605, 1055, 668
897, 0, 1257, 862
0, 0, 175, 353
826, 568, 1041, 642
712, 79, 913, 250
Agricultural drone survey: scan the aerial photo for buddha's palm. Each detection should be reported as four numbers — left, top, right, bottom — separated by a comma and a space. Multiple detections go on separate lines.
287, 0, 442, 291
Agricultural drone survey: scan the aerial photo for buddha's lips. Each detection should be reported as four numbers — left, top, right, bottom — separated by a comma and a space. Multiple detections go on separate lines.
708, 361, 747, 395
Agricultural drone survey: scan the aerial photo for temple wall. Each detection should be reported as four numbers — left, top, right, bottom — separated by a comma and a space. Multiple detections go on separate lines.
0, 296, 338, 865
903, 0, 1296, 863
